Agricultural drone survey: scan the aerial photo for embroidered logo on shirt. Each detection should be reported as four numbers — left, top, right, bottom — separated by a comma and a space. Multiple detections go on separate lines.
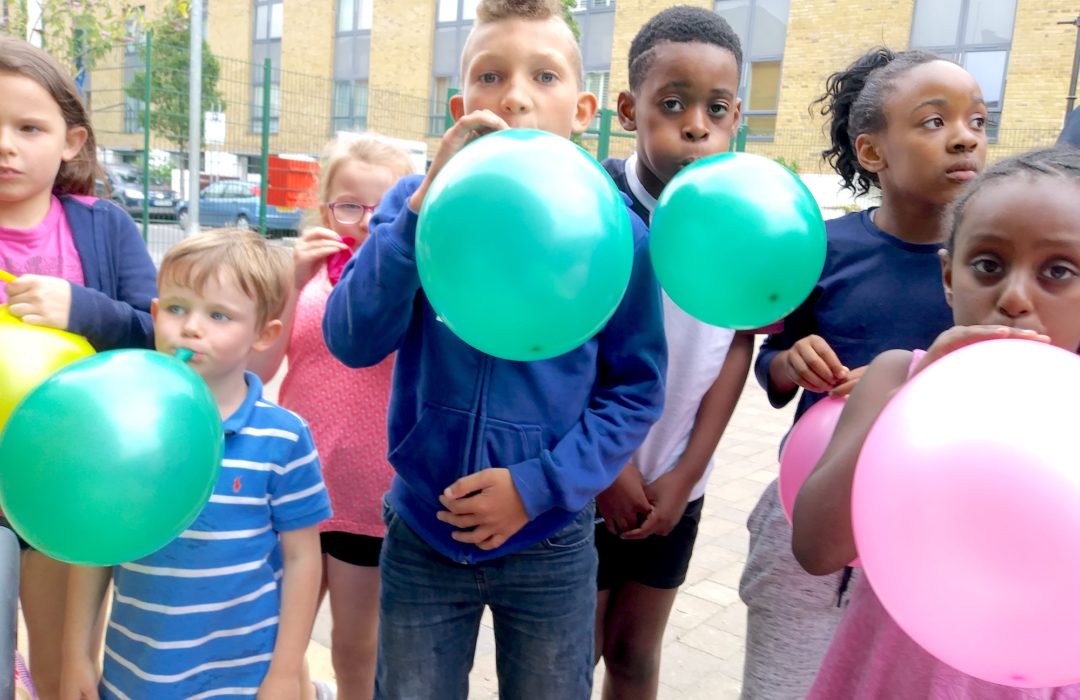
233, 477, 242, 493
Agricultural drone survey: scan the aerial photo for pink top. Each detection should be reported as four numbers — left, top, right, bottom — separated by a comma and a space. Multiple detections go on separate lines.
278, 266, 395, 538
808, 349, 1080, 699
0, 195, 85, 302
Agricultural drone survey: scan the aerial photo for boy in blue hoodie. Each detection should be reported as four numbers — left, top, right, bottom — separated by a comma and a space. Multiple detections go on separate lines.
322, 1, 666, 697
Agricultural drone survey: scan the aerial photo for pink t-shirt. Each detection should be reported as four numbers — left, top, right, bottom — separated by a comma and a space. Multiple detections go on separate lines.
808, 349, 1080, 699
278, 266, 395, 538
0, 196, 85, 303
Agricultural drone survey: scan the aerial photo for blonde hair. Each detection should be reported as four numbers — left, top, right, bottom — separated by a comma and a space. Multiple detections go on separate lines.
0, 36, 100, 196
310, 133, 414, 228
468, 0, 582, 84
158, 229, 292, 329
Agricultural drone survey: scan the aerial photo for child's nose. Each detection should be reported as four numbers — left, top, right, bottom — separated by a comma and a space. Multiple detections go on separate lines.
997, 275, 1034, 319
682, 111, 709, 142
500, 80, 532, 114
181, 314, 204, 337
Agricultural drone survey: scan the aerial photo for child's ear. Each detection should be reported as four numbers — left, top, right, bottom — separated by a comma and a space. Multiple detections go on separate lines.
150, 298, 159, 321
571, 89, 599, 134
253, 319, 284, 352
939, 249, 954, 308
855, 132, 885, 174
616, 90, 637, 132
449, 93, 466, 122
62, 126, 88, 162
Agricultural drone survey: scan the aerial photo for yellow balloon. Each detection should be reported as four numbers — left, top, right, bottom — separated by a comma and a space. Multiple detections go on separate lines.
0, 305, 95, 431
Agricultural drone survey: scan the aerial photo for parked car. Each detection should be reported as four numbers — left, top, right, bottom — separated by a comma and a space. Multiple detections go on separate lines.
97, 164, 179, 219
175, 180, 303, 234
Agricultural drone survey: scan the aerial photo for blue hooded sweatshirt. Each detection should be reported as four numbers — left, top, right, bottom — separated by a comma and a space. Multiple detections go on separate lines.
323, 175, 667, 563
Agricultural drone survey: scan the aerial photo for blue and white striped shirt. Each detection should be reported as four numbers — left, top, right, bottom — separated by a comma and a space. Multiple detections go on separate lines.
101, 373, 332, 699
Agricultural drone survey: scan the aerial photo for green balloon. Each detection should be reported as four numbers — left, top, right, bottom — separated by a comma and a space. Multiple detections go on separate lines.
0, 349, 223, 565
417, 129, 634, 361
650, 152, 826, 329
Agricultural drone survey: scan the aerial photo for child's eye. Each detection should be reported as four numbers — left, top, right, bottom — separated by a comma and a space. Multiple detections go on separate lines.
661, 98, 684, 113
970, 257, 1002, 275
970, 115, 987, 130
19, 125, 42, 133
536, 71, 557, 84
708, 102, 730, 117
921, 116, 945, 129
478, 72, 499, 84
210, 311, 231, 322
1042, 262, 1079, 282
166, 304, 187, 315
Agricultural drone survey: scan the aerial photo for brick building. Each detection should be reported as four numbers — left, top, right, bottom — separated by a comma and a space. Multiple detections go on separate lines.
89, 0, 1077, 173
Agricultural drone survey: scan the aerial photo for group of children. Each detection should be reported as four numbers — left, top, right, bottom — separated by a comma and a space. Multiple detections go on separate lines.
1, 1, 1079, 698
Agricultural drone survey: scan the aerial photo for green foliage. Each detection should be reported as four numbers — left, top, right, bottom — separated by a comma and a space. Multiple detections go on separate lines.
124, 0, 223, 151
773, 156, 800, 174
0, 0, 139, 75
561, 0, 581, 41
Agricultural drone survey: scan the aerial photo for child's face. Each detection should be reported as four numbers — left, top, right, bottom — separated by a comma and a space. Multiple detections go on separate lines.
862, 60, 987, 207
451, 17, 595, 137
152, 273, 280, 387
618, 41, 741, 190
0, 72, 86, 208
321, 160, 398, 248
944, 177, 1080, 352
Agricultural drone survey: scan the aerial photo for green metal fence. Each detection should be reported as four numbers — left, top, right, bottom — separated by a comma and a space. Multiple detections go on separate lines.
85, 36, 1063, 260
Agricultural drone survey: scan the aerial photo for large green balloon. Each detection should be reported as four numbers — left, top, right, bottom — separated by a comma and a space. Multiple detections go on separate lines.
650, 152, 826, 329
417, 129, 634, 361
0, 349, 223, 565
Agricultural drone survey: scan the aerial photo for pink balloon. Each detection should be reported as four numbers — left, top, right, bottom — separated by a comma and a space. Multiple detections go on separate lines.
853, 339, 1080, 688
779, 396, 846, 524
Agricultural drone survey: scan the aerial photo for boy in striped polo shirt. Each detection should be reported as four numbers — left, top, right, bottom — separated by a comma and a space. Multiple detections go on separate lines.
62, 229, 332, 700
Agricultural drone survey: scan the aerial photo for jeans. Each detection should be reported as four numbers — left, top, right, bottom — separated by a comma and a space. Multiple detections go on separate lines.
375, 502, 597, 700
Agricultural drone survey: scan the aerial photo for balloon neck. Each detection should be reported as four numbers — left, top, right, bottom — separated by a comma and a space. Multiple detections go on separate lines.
174, 348, 194, 363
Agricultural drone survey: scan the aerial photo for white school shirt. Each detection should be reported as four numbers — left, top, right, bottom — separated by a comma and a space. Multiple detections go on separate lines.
625, 153, 736, 500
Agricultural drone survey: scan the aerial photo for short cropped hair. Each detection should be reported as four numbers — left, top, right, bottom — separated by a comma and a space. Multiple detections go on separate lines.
158, 228, 292, 329
467, 0, 583, 83
628, 6, 743, 91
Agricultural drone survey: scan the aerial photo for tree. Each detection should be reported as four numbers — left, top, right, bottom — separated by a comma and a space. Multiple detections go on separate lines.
0, 0, 139, 80
562, 0, 581, 41
124, 0, 223, 153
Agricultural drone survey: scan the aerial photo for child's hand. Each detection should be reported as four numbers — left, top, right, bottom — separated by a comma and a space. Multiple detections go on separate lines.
829, 365, 867, 397
915, 325, 1051, 375
779, 334, 849, 393
408, 110, 510, 213
257, 670, 302, 699
6, 274, 72, 329
437, 467, 529, 550
59, 657, 100, 700
595, 462, 653, 535
294, 226, 350, 288
620, 469, 695, 540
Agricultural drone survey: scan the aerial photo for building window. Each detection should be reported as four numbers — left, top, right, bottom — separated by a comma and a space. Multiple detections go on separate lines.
910, 0, 1016, 138
333, 79, 369, 132
585, 71, 609, 129
337, 0, 372, 32
715, 0, 789, 140
571, 0, 615, 10
429, 76, 452, 135
437, 0, 479, 24
251, 0, 282, 134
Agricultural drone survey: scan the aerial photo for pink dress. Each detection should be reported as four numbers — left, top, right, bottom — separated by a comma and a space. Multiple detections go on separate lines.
808, 350, 1080, 699
278, 266, 395, 538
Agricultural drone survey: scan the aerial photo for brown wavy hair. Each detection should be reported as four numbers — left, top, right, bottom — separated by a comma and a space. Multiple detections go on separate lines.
0, 36, 101, 196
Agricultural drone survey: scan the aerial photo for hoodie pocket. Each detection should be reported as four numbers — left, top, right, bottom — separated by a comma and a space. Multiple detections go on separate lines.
387, 403, 474, 503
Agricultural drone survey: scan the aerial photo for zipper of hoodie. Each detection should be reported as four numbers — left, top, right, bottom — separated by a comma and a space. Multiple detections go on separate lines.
465, 353, 491, 481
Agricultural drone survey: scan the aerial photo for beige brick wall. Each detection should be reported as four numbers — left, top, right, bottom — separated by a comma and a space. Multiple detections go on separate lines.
997, 0, 1076, 134
278, 0, 335, 153
367, 0, 435, 140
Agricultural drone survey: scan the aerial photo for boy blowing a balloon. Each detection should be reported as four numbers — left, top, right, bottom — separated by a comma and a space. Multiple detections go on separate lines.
322, 0, 666, 697
61, 229, 331, 700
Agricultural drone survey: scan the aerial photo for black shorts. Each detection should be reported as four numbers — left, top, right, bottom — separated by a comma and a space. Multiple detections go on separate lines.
0, 515, 30, 552
596, 496, 704, 591
320, 531, 383, 568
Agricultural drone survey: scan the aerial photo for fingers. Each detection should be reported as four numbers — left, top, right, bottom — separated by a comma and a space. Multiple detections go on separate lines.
829, 365, 867, 397
451, 527, 506, 550
619, 510, 662, 540
443, 470, 492, 500
436, 509, 483, 529
787, 336, 847, 392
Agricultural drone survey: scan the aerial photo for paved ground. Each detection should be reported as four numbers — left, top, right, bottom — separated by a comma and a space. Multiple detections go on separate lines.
290, 360, 797, 699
